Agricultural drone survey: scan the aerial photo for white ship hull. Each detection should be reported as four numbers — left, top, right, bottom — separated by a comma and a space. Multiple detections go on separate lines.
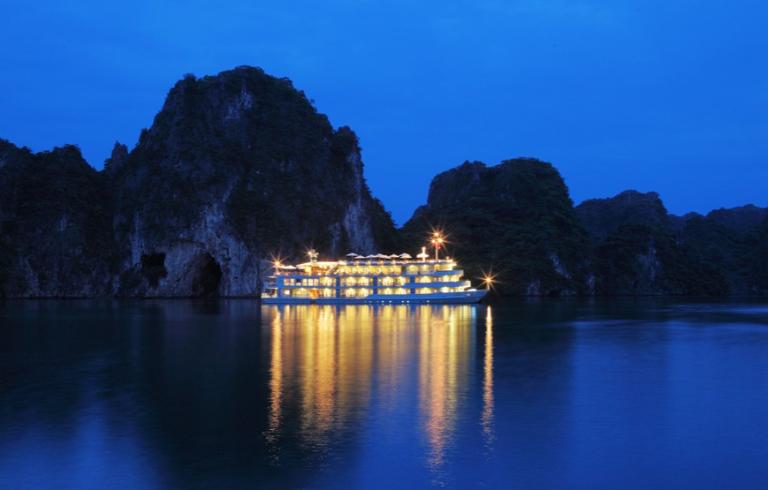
262, 289, 487, 305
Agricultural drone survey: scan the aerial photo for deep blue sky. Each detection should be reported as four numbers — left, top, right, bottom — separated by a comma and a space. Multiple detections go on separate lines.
1, 0, 766, 224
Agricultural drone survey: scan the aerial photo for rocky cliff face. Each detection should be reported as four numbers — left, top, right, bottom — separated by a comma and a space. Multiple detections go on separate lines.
574, 191, 707, 295
675, 206, 768, 295
402, 163, 767, 297
0, 67, 396, 298
701, 205, 768, 234
576, 191, 767, 295
576, 190, 669, 240
402, 159, 591, 296
0, 141, 114, 297
111, 67, 395, 297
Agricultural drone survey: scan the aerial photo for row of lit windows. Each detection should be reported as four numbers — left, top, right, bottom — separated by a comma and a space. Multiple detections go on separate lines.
282, 288, 336, 298
342, 277, 371, 286
343, 288, 372, 298
378, 287, 458, 295
280, 287, 462, 298
336, 266, 404, 275
334, 263, 455, 275
378, 276, 408, 286
377, 288, 410, 295
283, 275, 461, 287
282, 277, 336, 287
415, 275, 460, 284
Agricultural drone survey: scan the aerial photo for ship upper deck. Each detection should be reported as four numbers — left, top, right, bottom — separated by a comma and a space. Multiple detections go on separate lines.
273, 259, 460, 278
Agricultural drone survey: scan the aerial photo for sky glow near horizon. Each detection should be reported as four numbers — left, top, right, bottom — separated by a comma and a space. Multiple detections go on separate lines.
1, 0, 766, 224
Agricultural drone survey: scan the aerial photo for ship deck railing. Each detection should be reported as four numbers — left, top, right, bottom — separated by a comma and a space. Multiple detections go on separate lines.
274, 269, 464, 279
277, 280, 471, 288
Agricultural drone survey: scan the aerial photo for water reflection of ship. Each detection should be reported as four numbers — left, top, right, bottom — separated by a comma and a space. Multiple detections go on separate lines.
482, 306, 494, 446
265, 306, 375, 452
263, 304, 491, 469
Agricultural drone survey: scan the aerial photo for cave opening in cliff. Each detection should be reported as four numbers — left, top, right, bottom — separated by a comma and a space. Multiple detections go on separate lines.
141, 252, 167, 287
191, 253, 222, 297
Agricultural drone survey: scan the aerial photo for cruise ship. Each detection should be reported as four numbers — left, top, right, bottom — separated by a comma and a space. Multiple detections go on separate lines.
262, 233, 487, 304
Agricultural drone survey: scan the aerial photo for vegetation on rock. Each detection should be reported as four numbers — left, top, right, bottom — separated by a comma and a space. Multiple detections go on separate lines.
577, 191, 767, 295
402, 159, 591, 296
0, 141, 114, 296
404, 163, 767, 297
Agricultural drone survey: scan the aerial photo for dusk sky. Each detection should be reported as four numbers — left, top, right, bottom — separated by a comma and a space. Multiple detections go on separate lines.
1, 0, 766, 224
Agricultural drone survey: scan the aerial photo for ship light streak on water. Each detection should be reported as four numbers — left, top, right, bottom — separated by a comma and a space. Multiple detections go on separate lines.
261, 304, 482, 479
482, 306, 494, 445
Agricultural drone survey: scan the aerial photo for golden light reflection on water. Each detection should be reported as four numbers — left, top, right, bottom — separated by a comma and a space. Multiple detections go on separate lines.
263, 304, 493, 469
267, 309, 282, 443
417, 305, 472, 468
482, 306, 494, 445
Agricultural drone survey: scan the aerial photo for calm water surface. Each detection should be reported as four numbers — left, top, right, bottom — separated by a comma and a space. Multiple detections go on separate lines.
1, 300, 768, 489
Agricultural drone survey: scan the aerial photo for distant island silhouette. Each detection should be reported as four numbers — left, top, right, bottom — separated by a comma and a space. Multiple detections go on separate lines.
1, 66, 766, 297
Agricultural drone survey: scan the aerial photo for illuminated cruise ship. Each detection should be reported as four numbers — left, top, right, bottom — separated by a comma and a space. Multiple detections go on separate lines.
262, 232, 488, 304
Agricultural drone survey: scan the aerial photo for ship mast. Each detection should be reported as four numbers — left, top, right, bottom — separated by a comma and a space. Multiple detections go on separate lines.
430, 231, 444, 261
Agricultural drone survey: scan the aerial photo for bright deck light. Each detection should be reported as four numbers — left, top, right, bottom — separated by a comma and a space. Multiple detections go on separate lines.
480, 272, 497, 291
270, 254, 285, 271
430, 230, 446, 260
